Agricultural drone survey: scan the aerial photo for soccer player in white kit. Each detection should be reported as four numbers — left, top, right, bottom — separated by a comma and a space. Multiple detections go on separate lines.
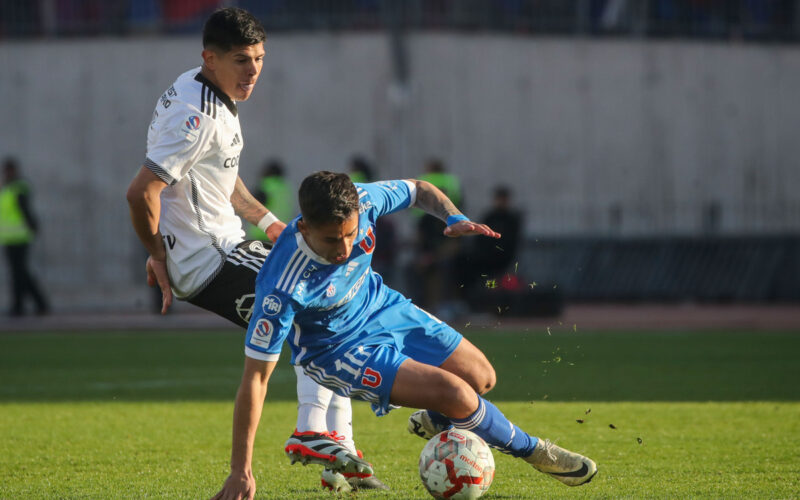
125, 7, 385, 496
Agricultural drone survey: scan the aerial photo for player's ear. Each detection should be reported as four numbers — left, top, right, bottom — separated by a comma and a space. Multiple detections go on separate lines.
297, 219, 307, 236
201, 49, 218, 70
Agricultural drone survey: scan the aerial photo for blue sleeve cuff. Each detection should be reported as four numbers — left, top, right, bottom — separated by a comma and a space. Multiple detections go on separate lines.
446, 214, 470, 226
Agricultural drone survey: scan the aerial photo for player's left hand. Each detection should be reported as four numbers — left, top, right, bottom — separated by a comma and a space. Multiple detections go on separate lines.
266, 221, 287, 243
210, 471, 256, 500
146, 256, 173, 315
443, 220, 501, 239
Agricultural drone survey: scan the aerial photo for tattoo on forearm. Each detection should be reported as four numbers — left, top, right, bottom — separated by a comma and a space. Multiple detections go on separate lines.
415, 181, 460, 222
231, 178, 267, 225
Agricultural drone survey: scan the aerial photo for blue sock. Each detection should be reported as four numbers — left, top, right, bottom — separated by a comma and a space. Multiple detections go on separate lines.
426, 410, 453, 430
450, 397, 538, 458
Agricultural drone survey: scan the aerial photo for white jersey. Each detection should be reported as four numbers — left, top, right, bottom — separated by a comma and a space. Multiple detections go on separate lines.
145, 67, 245, 298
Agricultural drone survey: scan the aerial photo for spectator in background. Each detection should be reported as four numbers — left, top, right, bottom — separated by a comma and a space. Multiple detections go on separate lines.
453, 185, 525, 316
348, 155, 398, 285
0, 158, 49, 316
470, 185, 522, 284
413, 158, 462, 316
247, 159, 294, 241
347, 154, 375, 184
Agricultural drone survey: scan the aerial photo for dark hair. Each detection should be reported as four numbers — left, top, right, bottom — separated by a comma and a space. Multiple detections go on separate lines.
263, 158, 284, 177
299, 171, 359, 227
3, 157, 18, 173
349, 155, 374, 182
426, 158, 445, 173
203, 7, 266, 53
493, 185, 511, 199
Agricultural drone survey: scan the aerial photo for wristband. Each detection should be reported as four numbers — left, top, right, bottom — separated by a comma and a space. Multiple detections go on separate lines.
446, 214, 470, 226
257, 212, 280, 233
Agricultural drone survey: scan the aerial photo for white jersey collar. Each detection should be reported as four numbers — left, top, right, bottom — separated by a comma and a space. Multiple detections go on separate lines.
295, 232, 333, 265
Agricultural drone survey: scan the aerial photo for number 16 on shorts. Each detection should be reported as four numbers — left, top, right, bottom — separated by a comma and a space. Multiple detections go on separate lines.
334, 345, 383, 388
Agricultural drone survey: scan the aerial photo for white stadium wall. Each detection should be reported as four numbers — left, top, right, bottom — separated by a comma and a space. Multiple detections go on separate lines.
0, 34, 798, 311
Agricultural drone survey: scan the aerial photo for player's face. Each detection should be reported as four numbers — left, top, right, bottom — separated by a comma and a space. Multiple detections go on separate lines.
203, 43, 264, 101
298, 212, 359, 265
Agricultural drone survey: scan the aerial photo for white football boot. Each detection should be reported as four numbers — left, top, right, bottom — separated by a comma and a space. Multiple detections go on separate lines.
523, 439, 597, 486
407, 409, 452, 439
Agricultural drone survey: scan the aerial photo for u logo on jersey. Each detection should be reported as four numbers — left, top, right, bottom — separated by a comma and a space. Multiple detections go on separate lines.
358, 227, 376, 254
361, 367, 382, 388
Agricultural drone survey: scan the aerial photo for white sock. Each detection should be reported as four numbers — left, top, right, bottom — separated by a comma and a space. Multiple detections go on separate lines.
327, 392, 356, 454
294, 365, 332, 433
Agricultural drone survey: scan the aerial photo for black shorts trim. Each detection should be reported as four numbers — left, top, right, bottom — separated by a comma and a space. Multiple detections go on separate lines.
188, 240, 271, 329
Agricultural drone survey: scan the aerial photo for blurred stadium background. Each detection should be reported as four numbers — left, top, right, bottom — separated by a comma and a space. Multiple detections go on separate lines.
1, 0, 799, 321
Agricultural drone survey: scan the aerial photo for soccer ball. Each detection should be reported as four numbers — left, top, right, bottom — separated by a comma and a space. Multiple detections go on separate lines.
419, 429, 495, 499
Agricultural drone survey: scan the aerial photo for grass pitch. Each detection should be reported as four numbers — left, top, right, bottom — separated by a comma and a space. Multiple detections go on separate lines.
1, 328, 799, 498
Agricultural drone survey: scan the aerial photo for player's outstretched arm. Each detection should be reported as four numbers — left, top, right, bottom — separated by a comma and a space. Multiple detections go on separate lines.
230, 176, 286, 242
410, 179, 501, 239
126, 166, 173, 314
212, 357, 277, 500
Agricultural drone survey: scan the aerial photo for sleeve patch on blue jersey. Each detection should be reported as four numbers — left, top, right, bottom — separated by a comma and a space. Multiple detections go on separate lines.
262, 294, 283, 316
250, 319, 274, 348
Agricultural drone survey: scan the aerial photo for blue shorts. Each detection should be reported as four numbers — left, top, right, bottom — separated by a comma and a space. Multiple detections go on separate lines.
299, 301, 462, 416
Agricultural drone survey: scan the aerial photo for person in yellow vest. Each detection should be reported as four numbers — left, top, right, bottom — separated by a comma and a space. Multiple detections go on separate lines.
418, 158, 462, 208
246, 159, 294, 241
0, 158, 49, 316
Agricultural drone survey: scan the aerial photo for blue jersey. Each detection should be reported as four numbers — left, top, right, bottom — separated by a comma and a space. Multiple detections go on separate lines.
245, 180, 417, 363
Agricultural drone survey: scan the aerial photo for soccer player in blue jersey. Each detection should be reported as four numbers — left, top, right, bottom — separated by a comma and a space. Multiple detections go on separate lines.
212, 172, 597, 499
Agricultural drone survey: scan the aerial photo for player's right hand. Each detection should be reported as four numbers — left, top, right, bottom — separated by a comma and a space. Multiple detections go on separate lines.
443, 220, 501, 239
266, 220, 287, 243
210, 472, 256, 500
146, 256, 173, 314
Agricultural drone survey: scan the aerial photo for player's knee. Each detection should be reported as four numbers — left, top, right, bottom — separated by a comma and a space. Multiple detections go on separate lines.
481, 363, 497, 394
466, 361, 496, 395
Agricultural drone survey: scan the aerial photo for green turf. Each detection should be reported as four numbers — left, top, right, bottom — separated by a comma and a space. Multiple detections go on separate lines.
2, 401, 798, 499
1, 329, 799, 498
2, 329, 799, 402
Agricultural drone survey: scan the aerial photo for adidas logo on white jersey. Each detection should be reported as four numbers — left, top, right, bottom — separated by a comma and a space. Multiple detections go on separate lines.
230, 133, 240, 147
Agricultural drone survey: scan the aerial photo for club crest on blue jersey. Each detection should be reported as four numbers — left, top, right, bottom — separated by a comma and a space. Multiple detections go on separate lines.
326, 283, 336, 297
358, 227, 376, 254
250, 319, 274, 348
262, 294, 282, 316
